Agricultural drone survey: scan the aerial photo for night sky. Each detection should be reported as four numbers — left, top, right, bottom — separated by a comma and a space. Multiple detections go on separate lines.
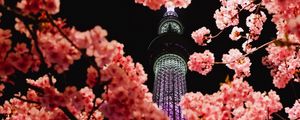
2, 0, 300, 118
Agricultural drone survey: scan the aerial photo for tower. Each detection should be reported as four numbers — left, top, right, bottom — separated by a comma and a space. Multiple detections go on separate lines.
148, 7, 190, 120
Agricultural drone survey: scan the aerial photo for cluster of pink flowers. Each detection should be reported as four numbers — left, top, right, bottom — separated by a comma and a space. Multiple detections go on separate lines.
37, 28, 81, 73
191, 27, 211, 46
15, 18, 30, 38
0, 29, 13, 76
0, 83, 4, 97
17, 0, 60, 15
213, 0, 239, 30
285, 99, 300, 120
134, 0, 191, 10
229, 26, 244, 41
0, 75, 104, 120
222, 49, 251, 78
238, 0, 257, 12
69, 26, 125, 69
100, 54, 168, 119
287, 15, 300, 40
187, 50, 215, 75
179, 78, 282, 119
0, 28, 43, 76
261, 0, 300, 40
0, 97, 69, 120
242, 39, 257, 54
86, 66, 99, 88
262, 40, 300, 88
246, 12, 267, 40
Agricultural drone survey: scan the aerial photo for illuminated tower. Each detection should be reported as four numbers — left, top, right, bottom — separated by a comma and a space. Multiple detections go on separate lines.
148, 7, 190, 120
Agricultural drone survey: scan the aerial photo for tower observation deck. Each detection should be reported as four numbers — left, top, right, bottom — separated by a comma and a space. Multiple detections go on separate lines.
148, 7, 192, 120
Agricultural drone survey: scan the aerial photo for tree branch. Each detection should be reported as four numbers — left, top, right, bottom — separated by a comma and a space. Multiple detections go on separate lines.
24, 19, 48, 70
274, 113, 287, 120
14, 95, 39, 104
59, 106, 78, 120
45, 12, 81, 51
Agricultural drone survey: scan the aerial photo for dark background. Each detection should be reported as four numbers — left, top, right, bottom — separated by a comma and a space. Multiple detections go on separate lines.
2, 0, 300, 119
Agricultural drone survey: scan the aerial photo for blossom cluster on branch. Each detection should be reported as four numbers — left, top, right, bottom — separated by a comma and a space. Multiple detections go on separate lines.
180, 78, 282, 120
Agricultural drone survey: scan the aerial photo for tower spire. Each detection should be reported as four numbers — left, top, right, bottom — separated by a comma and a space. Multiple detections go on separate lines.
158, 8, 183, 35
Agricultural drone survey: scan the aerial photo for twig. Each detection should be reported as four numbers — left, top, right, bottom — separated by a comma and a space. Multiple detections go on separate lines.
0, 5, 36, 22
45, 12, 102, 82
14, 95, 39, 104
24, 21, 48, 70
87, 97, 105, 120
210, 30, 224, 39
59, 106, 78, 120
221, 39, 276, 64
214, 62, 226, 65
240, 39, 276, 59
45, 12, 81, 51
274, 113, 287, 120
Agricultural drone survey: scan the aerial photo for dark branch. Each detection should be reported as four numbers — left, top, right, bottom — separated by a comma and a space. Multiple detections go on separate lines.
45, 12, 81, 51
14, 95, 39, 104
59, 107, 78, 120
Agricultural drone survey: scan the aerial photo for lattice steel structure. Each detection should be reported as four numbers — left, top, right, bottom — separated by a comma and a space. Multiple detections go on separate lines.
153, 54, 187, 120
148, 7, 189, 120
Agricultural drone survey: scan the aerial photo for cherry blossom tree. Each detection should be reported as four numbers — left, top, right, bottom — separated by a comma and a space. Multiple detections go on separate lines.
0, 0, 300, 120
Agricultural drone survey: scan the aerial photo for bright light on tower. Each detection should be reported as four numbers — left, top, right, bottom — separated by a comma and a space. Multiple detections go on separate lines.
167, 6, 175, 12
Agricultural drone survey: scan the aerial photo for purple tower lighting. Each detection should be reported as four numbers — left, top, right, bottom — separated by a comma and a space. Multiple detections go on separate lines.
153, 54, 187, 120
148, 8, 192, 120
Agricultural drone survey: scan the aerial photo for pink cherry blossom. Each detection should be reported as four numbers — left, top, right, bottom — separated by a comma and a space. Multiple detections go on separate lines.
229, 26, 244, 41
262, 43, 300, 88
242, 39, 257, 54
15, 18, 30, 38
100, 58, 167, 119
135, 0, 167, 10
191, 27, 211, 46
285, 99, 300, 120
0, 61, 14, 76
17, 0, 60, 15
246, 11, 267, 40
134, 0, 191, 10
187, 50, 215, 75
213, 3, 239, 30
34, 22, 82, 73
14, 43, 29, 54
171, 0, 191, 9
287, 15, 300, 40
44, 0, 60, 14
222, 49, 251, 78
0, 84, 4, 97
0, 97, 69, 120
7, 52, 33, 73
86, 66, 98, 88
180, 78, 282, 120
238, 0, 257, 12
261, 0, 300, 41
0, 29, 11, 60
0, 0, 4, 5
